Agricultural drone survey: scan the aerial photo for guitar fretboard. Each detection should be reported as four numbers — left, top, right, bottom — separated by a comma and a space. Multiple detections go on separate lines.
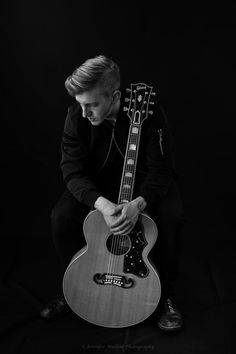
118, 124, 141, 204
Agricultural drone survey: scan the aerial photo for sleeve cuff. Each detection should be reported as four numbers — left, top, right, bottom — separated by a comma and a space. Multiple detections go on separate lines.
81, 190, 102, 210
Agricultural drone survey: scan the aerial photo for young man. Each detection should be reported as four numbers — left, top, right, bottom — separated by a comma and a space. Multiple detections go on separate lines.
40, 55, 186, 331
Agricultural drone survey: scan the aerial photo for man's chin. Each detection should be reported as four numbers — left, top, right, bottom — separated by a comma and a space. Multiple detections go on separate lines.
89, 120, 102, 126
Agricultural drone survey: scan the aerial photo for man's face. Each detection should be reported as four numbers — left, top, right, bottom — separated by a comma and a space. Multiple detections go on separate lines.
75, 86, 114, 126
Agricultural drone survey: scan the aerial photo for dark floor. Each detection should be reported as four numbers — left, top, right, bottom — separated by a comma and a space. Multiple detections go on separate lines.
1, 215, 236, 354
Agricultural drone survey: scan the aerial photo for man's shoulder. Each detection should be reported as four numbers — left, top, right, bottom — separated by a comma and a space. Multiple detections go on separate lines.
67, 102, 81, 116
65, 103, 90, 135
141, 103, 164, 128
66, 103, 86, 125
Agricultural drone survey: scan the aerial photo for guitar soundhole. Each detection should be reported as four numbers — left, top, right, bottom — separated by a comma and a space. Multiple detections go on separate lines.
106, 234, 131, 255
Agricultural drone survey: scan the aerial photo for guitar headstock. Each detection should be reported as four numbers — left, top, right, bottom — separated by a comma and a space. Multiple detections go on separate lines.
123, 83, 156, 125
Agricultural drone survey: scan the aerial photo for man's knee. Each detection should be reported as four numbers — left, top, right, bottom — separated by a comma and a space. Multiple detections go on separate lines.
50, 203, 72, 230
50, 192, 80, 228
162, 206, 186, 231
151, 196, 186, 233
51, 205, 65, 224
50, 192, 90, 229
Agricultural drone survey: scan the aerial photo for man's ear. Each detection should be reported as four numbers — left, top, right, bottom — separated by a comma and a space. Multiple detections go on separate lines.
112, 90, 121, 103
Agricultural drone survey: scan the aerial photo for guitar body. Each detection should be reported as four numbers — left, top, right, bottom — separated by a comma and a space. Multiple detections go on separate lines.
63, 209, 161, 328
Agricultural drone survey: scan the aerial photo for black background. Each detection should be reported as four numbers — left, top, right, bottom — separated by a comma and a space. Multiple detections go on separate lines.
2, 2, 236, 242
1, 2, 236, 353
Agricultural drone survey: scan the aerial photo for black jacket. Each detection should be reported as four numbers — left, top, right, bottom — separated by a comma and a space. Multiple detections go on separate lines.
60, 91, 176, 209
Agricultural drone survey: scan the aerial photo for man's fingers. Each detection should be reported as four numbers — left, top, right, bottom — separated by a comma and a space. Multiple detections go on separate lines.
110, 213, 126, 227
111, 220, 134, 235
112, 224, 133, 235
109, 204, 123, 216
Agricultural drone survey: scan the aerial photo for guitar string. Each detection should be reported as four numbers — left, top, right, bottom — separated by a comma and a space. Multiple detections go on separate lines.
119, 93, 145, 270
108, 232, 118, 277
116, 93, 140, 275
107, 236, 113, 276
109, 215, 120, 276
119, 92, 138, 272
113, 93, 137, 277
108, 88, 147, 278
107, 124, 133, 277
109, 121, 136, 275
111, 122, 133, 277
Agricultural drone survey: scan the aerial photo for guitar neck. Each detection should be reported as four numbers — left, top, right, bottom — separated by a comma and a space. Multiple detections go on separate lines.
117, 82, 156, 204
117, 123, 142, 204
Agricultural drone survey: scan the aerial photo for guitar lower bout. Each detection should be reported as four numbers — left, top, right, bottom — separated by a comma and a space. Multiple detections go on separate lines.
63, 210, 161, 327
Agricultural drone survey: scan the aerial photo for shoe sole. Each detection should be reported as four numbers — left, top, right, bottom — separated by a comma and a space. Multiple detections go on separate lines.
157, 322, 183, 331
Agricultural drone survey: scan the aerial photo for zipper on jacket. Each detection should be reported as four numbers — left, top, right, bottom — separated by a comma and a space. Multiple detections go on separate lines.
158, 129, 164, 155
97, 128, 115, 173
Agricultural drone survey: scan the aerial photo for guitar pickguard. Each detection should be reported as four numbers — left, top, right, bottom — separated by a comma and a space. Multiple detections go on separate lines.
123, 221, 149, 277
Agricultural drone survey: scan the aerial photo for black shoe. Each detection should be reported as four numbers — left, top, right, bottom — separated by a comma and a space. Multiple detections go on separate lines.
157, 297, 183, 331
40, 294, 70, 320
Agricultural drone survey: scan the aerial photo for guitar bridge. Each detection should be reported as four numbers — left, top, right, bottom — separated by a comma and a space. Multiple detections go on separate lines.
93, 273, 134, 288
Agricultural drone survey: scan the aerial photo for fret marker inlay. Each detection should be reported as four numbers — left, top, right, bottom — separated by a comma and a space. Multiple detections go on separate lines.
127, 159, 134, 165
132, 127, 139, 134
125, 172, 133, 178
129, 144, 136, 151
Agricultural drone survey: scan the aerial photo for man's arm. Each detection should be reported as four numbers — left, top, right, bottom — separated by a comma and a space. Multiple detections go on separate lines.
139, 105, 175, 207
61, 105, 102, 209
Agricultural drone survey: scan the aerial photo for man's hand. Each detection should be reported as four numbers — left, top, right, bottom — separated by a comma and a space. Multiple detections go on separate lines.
94, 196, 121, 229
94, 196, 147, 235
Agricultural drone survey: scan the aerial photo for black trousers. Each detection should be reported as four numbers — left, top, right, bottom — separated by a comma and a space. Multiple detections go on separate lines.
51, 181, 186, 297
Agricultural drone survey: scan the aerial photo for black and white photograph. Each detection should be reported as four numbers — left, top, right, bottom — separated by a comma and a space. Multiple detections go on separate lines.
1, 2, 236, 353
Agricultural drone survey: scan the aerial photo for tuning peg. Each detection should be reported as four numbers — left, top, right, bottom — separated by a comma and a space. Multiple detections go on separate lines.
149, 101, 155, 105
126, 88, 131, 92
148, 110, 154, 114
151, 92, 156, 96
124, 97, 130, 102
123, 107, 129, 111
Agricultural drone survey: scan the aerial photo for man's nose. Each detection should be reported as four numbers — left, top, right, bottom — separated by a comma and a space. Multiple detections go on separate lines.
82, 106, 91, 118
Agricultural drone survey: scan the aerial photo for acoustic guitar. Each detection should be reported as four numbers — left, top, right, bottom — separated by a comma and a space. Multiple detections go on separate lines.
63, 83, 161, 327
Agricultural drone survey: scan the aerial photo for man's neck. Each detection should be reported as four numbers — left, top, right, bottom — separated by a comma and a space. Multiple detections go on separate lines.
105, 99, 120, 126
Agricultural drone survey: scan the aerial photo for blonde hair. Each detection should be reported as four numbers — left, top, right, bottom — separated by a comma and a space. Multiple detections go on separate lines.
65, 55, 120, 97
